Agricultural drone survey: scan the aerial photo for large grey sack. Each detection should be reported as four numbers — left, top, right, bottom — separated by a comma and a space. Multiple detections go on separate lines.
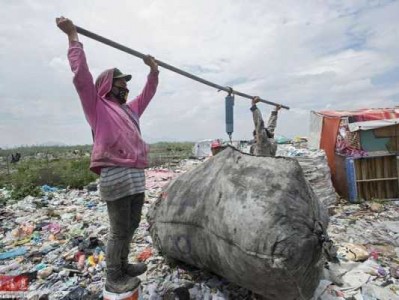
148, 146, 328, 299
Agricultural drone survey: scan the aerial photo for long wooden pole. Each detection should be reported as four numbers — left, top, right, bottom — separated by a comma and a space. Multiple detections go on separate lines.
75, 25, 290, 110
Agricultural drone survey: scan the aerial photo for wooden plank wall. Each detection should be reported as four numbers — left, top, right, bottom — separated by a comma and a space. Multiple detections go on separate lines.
374, 124, 399, 152
354, 156, 398, 200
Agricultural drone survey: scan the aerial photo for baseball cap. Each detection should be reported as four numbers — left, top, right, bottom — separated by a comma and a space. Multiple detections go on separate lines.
113, 68, 132, 82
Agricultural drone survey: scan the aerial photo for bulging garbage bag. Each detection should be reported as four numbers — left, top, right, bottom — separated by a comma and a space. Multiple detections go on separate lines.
148, 146, 328, 299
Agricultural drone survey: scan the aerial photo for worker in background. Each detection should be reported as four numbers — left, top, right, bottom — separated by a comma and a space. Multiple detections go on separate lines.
250, 96, 281, 157
211, 139, 226, 156
10, 152, 21, 163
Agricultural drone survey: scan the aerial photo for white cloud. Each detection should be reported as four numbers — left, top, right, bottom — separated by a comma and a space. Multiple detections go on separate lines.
0, 0, 398, 147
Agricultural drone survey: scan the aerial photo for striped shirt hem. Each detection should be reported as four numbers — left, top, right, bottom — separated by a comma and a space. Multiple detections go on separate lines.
100, 167, 145, 201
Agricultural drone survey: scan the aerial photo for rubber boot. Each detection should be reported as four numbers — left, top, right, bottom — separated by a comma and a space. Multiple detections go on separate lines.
122, 262, 147, 277
121, 239, 147, 277
105, 268, 141, 293
106, 240, 141, 293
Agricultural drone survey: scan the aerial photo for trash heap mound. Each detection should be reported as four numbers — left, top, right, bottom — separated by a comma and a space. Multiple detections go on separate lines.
149, 146, 328, 299
276, 144, 338, 208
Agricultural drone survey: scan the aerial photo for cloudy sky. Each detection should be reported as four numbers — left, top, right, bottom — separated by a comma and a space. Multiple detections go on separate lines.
0, 0, 398, 148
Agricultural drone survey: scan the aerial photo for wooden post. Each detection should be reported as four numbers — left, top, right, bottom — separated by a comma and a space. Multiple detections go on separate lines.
396, 156, 399, 198
6, 154, 10, 175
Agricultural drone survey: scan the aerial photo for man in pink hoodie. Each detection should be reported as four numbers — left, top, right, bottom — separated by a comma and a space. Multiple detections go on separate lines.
56, 17, 159, 293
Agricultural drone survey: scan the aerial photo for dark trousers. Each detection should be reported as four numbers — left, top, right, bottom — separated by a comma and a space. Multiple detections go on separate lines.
106, 193, 145, 273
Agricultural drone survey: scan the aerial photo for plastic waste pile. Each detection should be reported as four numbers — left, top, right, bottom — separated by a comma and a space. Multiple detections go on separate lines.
0, 186, 109, 299
277, 144, 338, 207
0, 149, 399, 299
0, 159, 254, 299
315, 200, 399, 299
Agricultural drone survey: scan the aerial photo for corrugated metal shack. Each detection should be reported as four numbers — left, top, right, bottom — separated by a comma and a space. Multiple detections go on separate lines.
309, 107, 399, 202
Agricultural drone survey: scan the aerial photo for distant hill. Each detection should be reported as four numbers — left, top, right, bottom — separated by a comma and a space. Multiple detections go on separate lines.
39, 141, 67, 147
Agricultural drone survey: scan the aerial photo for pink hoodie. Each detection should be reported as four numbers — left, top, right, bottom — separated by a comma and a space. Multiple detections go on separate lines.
67, 41, 159, 174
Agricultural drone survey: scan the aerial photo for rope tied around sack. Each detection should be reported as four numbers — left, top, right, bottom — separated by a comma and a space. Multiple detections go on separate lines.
314, 220, 339, 263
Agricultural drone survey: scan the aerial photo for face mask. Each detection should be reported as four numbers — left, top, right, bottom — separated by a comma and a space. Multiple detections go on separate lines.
111, 86, 129, 103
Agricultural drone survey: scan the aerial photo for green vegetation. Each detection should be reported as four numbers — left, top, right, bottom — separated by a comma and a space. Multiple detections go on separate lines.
0, 142, 194, 201
0, 144, 92, 158
149, 142, 194, 166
